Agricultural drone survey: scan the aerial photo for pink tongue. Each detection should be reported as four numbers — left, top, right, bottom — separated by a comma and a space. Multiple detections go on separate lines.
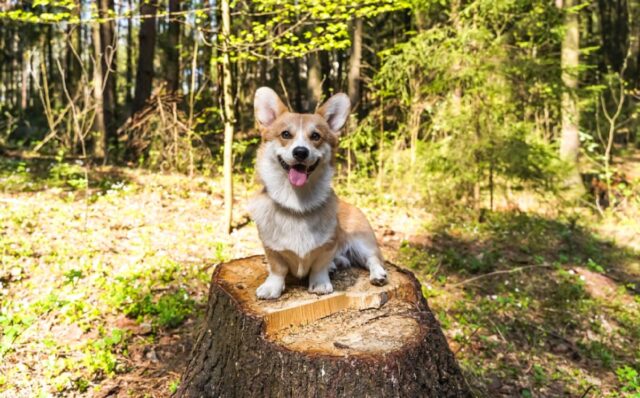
288, 168, 308, 187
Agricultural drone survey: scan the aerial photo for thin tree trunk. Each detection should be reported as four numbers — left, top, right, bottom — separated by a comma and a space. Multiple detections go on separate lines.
20, 49, 29, 111
409, 80, 422, 167
347, 17, 363, 112
167, 0, 181, 92
65, 1, 82, 98
99, 0, 117, 155
92, 21, 107, 158
335, 50, 344, 93
221, 0, 235, 234
210, 0, 219, 90
626, 0, 640, 86
558, 0, 583, 189
126, 0, 133, 108
320, 51, 331, 97
133, 0, 158, 113
289, 60, 299, 111
12, 30, 19, 109
46, 25, 57, 110
0, 33, 4, 104
307, 53, 322, 111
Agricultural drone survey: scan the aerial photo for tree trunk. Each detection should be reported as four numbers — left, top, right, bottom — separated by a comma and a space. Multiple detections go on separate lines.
98, 0, 117, 155
209, 0, 219, 90
634, 0, 640, 89
320, 51, 332, 97
20, 49, 29, 111
125, 0, 133, 109
177, 256, 471, 397
558, 0, 583, 189
167, 0, 181, 92
293, 59, 303, 111
65, 1, 82, 98
306, 52, 323, 112
46, 25, 57, 110
221, 0, 235, 234
91, 21, 107, 158
133, 0, 158, 114
597, 0, 629, 74
347, 17, 363, 112
10, 28, 18, 109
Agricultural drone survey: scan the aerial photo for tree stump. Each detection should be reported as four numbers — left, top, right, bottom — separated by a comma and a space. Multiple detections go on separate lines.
176, 256, 470, 398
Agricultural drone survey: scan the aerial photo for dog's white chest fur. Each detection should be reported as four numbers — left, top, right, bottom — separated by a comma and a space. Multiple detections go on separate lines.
248, 192, 337, 259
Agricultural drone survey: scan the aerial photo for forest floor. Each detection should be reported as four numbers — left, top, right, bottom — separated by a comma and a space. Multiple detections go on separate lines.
0, 155, 639, 397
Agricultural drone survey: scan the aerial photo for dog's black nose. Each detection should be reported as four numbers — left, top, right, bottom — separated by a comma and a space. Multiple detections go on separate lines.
292, 146, 309, 161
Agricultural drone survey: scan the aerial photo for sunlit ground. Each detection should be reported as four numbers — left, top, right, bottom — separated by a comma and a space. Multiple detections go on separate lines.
0, 156, 639, 397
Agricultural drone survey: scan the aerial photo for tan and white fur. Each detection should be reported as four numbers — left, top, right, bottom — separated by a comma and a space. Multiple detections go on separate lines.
248, 87, 387, 300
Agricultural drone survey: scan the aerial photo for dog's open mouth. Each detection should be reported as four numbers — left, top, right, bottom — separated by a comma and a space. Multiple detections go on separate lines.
277, 155, 320, 187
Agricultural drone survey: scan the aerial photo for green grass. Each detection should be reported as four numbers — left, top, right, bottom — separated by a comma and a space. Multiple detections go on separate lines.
396, 208, 640, 396
1, 157, 638, 396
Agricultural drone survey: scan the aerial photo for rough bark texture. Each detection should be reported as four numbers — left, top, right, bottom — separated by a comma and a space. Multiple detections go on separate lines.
125, 0, 133, 108
558, 0, 584, 192
98, 0, 117, 152
166, 0, 181, 93
307, 52, 323, 112
221, 0, 235, 234
177, 256, 470, 398
91, 21, 106, 158
347, 17, 363, 112
133, 0, 158, 114
560, 0, 580, 164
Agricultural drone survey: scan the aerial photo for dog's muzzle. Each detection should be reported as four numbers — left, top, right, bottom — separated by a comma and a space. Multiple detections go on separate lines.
277, 155, 320, 174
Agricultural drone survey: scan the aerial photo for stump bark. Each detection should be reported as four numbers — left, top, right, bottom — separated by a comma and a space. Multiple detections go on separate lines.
177, 256, 471, 398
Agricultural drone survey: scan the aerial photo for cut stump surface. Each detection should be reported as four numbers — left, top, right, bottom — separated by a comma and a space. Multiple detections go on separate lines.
177, 256, 470, 398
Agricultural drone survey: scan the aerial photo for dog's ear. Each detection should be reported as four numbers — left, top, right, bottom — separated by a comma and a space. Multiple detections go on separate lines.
254, 87, 287, 128
317, 93, 351, 133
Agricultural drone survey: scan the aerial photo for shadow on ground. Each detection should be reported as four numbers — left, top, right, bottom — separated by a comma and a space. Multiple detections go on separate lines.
0, 155, 136, 195
398, 211, 640, 397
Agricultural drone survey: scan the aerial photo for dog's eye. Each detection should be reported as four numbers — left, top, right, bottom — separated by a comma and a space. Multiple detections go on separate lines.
310, 132, 321, 141
281, 131, 292, 139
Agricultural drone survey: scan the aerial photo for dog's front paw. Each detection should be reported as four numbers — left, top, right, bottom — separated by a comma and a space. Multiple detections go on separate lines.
256, 276, 285, 300
309, 280, 334, 295
369, 267, 388, 286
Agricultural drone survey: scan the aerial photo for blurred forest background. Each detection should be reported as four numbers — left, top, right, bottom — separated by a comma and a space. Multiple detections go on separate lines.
0, 0, 639, 397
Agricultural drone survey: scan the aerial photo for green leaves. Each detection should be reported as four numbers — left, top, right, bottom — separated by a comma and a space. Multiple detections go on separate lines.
0, 0, 78, 24
223, 0, 408, 59
341, 0, 568, 207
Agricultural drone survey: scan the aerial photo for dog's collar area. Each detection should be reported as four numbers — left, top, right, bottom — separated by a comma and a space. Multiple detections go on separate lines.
277, 155, 320, 175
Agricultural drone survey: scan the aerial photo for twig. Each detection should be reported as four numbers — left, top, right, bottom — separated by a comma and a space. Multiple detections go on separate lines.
448, 265, 553, 288
579, 385, 595, 398
453, 325, 481, 355
278, 74, 293, 111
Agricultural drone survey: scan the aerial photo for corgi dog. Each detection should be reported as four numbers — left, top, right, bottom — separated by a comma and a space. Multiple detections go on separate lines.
248, 87, 388, 300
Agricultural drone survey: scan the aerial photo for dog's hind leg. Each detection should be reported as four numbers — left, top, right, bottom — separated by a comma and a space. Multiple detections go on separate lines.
343, 235, 388, 286
333, 254, 350, 269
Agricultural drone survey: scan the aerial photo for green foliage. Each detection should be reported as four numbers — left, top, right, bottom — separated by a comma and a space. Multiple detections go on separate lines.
105, 258, 196, 329
345, 1, 564, 208
0, 158, 87, 192
83, 329, 127, 376
168, 379, 180, 394
227, 0, 410, 60
0, 0, 77, 23
617, 366, 640, 396
124, 289, 195, 329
